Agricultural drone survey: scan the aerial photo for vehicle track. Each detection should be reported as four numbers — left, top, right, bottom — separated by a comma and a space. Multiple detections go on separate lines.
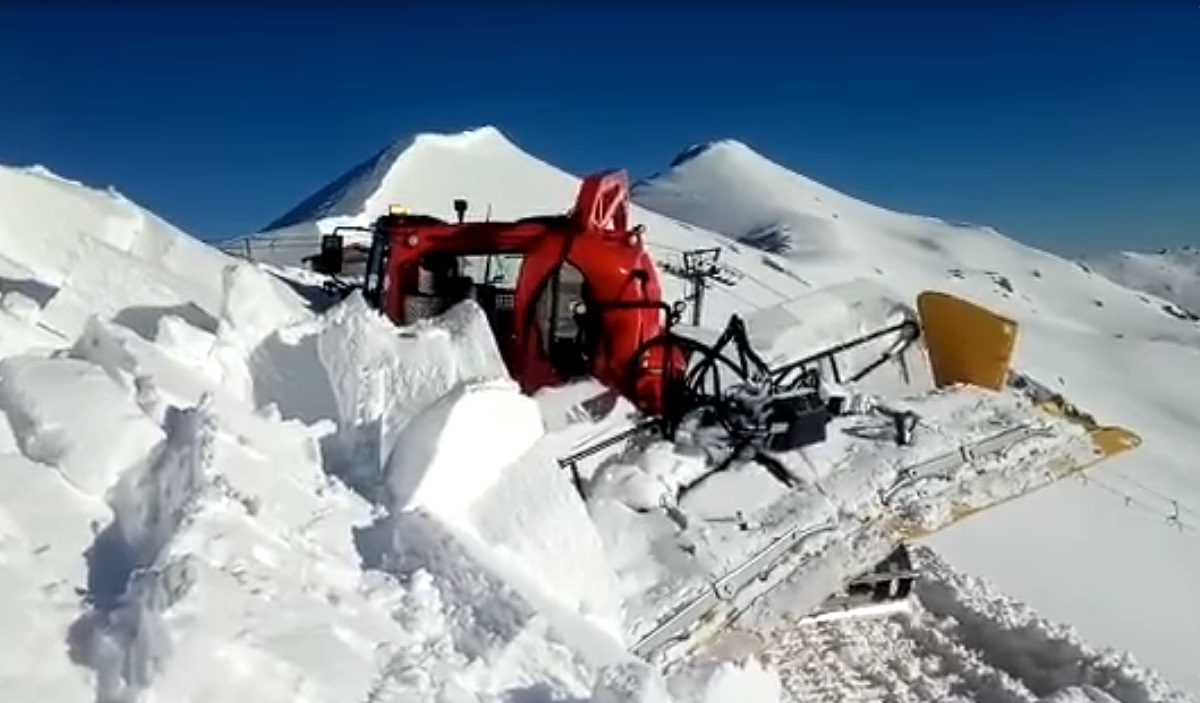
759, 602, 1037, 703
742, 546, 1189, 703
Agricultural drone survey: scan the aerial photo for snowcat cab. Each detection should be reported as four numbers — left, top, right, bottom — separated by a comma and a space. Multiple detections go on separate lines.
339, 170, 683, 417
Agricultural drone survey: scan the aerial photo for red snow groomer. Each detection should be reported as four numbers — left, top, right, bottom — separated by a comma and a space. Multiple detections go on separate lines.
314, 170, 913, 437
352, 171, 684, 419
309, 168, 1139, 662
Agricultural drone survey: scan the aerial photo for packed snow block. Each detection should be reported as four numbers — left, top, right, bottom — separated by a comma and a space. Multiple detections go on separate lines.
242, 319, 340, 426
207, 261, 313, 405
38, 235, 208, 341
0, 164, 256, 338
0, 450, 108, 586
71, 316, 145, 383
384, 378, 629, 662
154, 314, 218, 367
0, 356, 164, 495
466, 442, 629, 643
0, 166, 132, 286
0, 297, 64, 359
214, 261, 310, 354
386, 378, 543, 520
743, 277, 934, 398
317, 294, 510, 492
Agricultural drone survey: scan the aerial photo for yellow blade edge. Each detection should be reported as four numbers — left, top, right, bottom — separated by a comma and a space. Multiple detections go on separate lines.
906, 289, 1142, 539
896, 412, 1141, 541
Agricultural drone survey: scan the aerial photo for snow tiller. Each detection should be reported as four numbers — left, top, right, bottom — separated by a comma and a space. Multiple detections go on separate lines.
310, 169, 1140, 664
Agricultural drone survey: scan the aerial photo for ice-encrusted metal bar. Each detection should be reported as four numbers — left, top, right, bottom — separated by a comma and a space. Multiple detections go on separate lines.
629, 517, 839, 659
879, 423, 1045, 505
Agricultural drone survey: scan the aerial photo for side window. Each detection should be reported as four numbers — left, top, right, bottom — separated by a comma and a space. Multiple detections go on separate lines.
363, 234, 390, 308
534, 263, 587, 357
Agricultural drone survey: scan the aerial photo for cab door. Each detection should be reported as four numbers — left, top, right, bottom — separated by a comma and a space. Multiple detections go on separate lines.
511, 237, 597, 392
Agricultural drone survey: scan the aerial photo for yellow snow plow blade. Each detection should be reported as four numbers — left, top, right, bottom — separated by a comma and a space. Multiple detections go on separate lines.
916, 288, 1139, 457
894, 289, 1142, 537
916, 290, 1017, 392
1035, 393, 1142, 458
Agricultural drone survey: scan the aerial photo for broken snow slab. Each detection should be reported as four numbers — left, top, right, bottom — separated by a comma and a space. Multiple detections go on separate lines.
382, 375, 632, 664
0, 355, 165, 495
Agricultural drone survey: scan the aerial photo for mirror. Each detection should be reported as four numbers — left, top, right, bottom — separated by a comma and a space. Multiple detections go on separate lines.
312, 234, 344, 275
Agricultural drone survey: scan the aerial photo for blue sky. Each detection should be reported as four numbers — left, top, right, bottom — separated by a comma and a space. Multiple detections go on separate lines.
1, 3, 1196, 255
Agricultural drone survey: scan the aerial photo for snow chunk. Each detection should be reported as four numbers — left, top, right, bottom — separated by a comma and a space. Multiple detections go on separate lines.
1, 290, 41, 322
215, 261, 309, 353
590, 441, 709, 512
387, 378, 543, 519
592, 661, 673, 703
0, 451, 108, 702
154, 314, 217, 367
467, 440, 629, 649
383, 378, 627, 639
317, 294, 511, 493
209, 262, 311, 404
0, 356, 164, 495
666, 658, 782, 703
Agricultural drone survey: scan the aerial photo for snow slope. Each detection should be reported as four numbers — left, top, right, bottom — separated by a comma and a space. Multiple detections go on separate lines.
1082, 246, 1200, 320
3, 127, 1195, 703
0, 162, 803, 703
632, 139, 1200, 695
0, 164, 595, 702
247, 126, 1197, 699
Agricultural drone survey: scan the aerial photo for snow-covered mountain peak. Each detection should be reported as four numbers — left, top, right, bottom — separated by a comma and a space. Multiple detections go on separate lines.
633, 134, 1200, 343
244, 128, 822, 327
411, 124, 512, 150
1083, 245, 1200, 317
641, 136, 895, 226
666, 138, 756, 168
262, 125, 540, 236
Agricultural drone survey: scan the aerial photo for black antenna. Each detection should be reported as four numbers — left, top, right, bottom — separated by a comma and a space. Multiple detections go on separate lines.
453, 199, 468, 224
